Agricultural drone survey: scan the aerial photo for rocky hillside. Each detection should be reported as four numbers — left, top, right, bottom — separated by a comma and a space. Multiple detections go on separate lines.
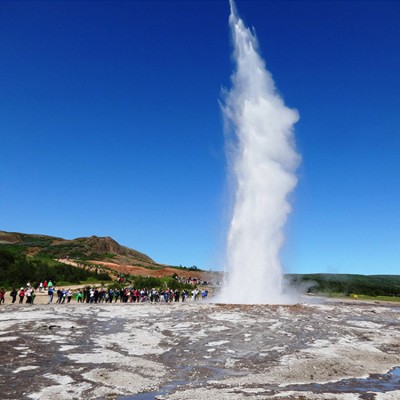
0, 230, 157, 267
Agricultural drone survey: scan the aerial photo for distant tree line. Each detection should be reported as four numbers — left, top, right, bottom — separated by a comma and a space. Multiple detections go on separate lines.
114, 273, 197, 292
289, 273, 400, 297
130, 275, 194, 291
0, 249, 111, 288
177, 265, 201, 271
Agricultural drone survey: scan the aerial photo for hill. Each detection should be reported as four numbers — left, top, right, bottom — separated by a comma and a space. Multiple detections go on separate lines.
0, 230, 212, 282
0, 230, 156, 267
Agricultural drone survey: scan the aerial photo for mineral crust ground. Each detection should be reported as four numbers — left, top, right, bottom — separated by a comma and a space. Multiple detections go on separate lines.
1, 299, 400, 399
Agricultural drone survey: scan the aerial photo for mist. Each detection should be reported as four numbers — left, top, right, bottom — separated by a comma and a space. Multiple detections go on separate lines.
217, 0, 301, 304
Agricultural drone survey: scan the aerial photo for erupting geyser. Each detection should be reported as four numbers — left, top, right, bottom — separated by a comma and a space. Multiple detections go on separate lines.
218, 0, 301, 304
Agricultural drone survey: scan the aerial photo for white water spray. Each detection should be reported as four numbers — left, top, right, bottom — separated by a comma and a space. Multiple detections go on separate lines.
218, 0, 300, 304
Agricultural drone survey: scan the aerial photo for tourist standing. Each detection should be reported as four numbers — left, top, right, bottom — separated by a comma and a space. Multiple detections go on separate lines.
10, 288, 17, 303
61, 288, 67, 304
25, 287, 33, 304
89, 288, 95, 303
76, 290, 83, 303
192, 288, 199, 301
67, 289, 73, 303
55, 289, 62, 304
18, 288, 25, 304
181, 290, 187, 302
48, 287, 54, 303
107, 288, 114, 303
174, 289, 180, 302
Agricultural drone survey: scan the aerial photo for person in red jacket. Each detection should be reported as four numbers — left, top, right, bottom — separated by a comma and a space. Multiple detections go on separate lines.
18, 288, 25, 304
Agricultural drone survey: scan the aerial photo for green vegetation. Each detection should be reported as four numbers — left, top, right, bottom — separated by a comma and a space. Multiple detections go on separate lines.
108, 275, 195, 292
0, 244, 27, 255
176, 265, 202, 271
0, 230, 158, 267
288, 273, 400, 297
0, 231, 204, 291
17, 234, 54, 247
131, 276, 193, 291
350, 294, 400, 302
0, 249, 111, 288
321, 292, 400, 302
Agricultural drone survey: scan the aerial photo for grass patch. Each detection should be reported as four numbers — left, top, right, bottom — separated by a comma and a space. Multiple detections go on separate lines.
321, 292, 400, 302
0, 244, 26, 255
56, 277, 106, 287
353, 294, 400, 302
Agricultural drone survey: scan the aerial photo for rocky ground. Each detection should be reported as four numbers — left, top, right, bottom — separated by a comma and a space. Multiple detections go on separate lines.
1, 298, 400, 400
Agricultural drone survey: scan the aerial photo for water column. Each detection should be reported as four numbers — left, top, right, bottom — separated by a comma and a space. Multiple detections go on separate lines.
218, 0, 300, 304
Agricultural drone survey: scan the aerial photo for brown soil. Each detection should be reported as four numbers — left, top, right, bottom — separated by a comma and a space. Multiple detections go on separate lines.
90, 260, 208, 278
58, 258, 218, 281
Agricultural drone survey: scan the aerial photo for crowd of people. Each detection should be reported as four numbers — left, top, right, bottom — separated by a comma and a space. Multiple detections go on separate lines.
1, 284, 38, 304
0, 282, 209, 305
48, 286, 208, 304
3, 280, 57, 305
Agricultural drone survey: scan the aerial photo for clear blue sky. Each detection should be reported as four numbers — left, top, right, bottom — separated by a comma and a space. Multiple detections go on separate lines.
1, 1, 399, 275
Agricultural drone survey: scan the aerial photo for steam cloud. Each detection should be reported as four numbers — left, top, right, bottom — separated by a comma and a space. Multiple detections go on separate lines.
218, 0, 301, 304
